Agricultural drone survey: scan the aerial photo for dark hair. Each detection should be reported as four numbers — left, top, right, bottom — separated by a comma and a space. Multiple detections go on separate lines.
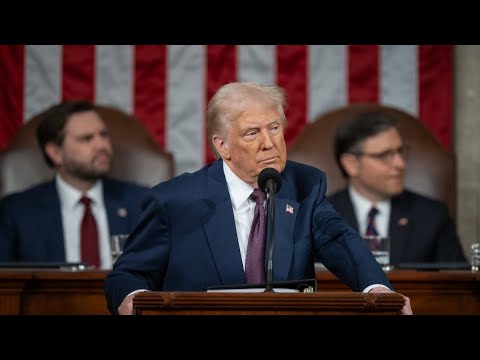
334, 111, 399, 178
36, 100, 97, 167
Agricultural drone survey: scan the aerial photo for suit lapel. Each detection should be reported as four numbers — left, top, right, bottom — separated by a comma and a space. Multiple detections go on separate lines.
268, 195, 298, 280
103, 180, 130, 235
201, 161, 245, 285
389, 193, 411, 264
39, 183, 66, 261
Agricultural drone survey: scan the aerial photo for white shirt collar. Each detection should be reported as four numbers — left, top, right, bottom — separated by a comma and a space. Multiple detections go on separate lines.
223, 161, 255, 210
55, 174, 104, 209
348, 185, 389, 220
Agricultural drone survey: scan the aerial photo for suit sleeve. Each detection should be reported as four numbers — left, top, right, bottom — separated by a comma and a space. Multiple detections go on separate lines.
0, 197, 16, 261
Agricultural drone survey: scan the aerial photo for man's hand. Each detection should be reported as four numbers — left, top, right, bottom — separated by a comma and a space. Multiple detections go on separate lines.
369, 286, 413, 315
118, 292, 137, 315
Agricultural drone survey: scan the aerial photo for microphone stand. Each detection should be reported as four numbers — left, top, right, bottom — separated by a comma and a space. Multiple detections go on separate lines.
264, 183, 277, 292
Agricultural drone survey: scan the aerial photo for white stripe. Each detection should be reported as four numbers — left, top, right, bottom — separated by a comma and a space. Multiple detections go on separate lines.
380, 45, 418, 116
237, 45, 275, 85
308, 45, 347, 122
96, 45, 133, 113
24, 45, 61, 121
166, 45, 206, 175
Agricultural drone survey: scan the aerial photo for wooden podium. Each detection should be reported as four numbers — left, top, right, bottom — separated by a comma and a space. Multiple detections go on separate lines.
132, 291, 405, 315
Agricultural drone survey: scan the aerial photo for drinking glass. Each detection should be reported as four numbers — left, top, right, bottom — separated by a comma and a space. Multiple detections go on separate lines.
364, 235, 393, 271
471, 242, 480, 272
110, 234, 129, 264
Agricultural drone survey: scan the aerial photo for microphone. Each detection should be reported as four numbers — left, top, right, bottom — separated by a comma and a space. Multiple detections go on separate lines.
257, 168, 282, 292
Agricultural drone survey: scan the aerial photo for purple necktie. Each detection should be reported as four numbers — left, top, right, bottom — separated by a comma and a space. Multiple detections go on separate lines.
245, 189, 267, 284
365, 206, 379, 249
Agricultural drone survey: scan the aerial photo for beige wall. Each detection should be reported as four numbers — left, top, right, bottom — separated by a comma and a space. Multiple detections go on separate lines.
455, 45, 480, 258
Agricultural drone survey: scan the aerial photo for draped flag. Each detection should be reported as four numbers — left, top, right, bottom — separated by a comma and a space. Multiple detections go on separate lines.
0, 45, 453, 176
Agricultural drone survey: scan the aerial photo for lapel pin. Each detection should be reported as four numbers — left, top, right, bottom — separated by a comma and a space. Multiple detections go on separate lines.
398, 217, 408, 226
286, 204, 294, 214
117, 208, 128, 218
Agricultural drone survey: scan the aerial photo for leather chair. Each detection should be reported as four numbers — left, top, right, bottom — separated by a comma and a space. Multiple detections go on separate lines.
287, 103, 456, 218
0, 105, 174, 197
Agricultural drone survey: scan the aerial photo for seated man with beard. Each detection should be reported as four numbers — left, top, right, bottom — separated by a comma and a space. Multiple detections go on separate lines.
0, 100, 151, 269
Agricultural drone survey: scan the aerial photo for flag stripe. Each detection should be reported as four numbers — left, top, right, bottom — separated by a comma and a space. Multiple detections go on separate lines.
308, 45, 347, 122
134, 45, 166, 148
206, 45, 237, 164
25, 45, 61, 120
380, 45, 418, 115
0, 45, 24, 147
277, 45, 308, 145
62, 45, 95, 102
238, 45, 275, 85
419, 45, 453, 148
96, 45, 133, 113
348, 45, 379, 103
166, 45, 205, 175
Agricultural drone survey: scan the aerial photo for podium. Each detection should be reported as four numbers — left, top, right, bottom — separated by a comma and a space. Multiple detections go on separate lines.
132, 291, 405, 315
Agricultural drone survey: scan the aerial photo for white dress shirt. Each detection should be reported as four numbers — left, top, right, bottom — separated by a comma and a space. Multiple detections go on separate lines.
56, 175, 112, 269
348, 186, 391, 238
223, 162, 263, 270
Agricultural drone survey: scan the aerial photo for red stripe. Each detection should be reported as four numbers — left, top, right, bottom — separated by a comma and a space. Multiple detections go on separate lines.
62, 45, 95, 102
418, 45, 453, 149
0, 45, 24, 150
206, 45, 237, 164
134, 45, 166, 149
277, 45, 307, 146
348, 45, 379, 103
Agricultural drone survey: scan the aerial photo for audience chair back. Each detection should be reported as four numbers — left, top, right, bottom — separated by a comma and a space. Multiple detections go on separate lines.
0, 105, 174, 197
287, 103, 456, 218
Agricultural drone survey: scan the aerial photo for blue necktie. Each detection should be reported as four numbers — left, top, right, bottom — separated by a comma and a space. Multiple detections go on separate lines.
365, 206, 379, 249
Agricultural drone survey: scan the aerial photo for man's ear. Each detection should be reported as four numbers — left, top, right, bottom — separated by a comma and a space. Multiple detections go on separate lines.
45, 142, 63, 167
340, 153, 360, 177
212, 135, 231, 160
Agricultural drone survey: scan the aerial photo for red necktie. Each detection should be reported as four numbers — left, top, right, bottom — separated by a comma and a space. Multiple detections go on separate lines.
245, 189, 267, 284
80, 196, 100, 267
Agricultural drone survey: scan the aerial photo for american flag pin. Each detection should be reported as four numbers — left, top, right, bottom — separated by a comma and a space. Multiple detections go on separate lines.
117, 208, 128, 218
398, 217, 408, 226
286, 204, 294, 214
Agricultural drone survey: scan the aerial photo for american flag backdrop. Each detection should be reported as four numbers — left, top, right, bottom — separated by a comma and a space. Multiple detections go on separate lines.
0, 45, 453, 176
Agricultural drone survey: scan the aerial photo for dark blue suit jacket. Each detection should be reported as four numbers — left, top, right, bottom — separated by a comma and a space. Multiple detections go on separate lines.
104, 160, 391, 314
0, 177, 151, 262
327, 189, 466, 266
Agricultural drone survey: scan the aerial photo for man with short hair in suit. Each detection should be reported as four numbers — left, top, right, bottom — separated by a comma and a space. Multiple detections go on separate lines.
0, 100, 151, 269
104, 82, 412, 315
327, 111, 466, 267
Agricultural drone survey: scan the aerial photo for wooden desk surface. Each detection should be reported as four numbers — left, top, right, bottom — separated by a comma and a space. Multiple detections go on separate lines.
315, 268, 480, 315
0, 268, 479, 315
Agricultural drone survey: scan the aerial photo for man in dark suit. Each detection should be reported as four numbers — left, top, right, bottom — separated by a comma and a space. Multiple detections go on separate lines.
104, 82, 412, 315
327, 111, 466, 267
0, 100, 151, 269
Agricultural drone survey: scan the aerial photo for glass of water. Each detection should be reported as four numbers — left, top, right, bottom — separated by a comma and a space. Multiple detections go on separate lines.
471, 242, 480, 272
364, 235, 393, 271
110, 234, 129, 264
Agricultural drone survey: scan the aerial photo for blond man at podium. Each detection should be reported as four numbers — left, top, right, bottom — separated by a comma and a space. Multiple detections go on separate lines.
104, 82, 412, 315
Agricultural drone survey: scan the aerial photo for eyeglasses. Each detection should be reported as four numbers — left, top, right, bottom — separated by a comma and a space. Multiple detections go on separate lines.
351, 145, 410, 163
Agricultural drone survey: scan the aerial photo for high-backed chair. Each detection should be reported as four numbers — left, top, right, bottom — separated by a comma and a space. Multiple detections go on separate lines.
287, 103, 456, 218
0, 105, 174, 198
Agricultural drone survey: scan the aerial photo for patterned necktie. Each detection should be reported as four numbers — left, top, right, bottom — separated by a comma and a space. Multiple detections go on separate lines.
365, 206, 379, 249
245, 189, 267, 284
80, 196, 100, 267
